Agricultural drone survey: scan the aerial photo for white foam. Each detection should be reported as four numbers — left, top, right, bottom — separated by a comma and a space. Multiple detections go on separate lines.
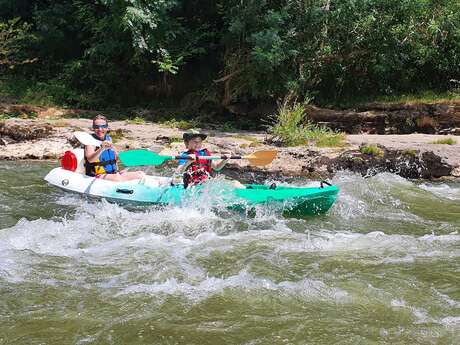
440, 316, 460, 327
119, 270, 350, 303
419, 183, 460, 201
390, 299, 432, 324
274, 230, 460, 258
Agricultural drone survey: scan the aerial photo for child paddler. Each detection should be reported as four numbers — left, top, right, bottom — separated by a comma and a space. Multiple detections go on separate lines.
84, 115, 144, 182
176, 131, 245, 189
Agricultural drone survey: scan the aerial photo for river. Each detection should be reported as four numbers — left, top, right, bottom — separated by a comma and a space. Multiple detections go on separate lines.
0, 161, 459, 344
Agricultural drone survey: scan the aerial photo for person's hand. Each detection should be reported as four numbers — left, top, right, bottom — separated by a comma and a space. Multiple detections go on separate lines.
101, 141, 113, 150
187, 154, 197, 160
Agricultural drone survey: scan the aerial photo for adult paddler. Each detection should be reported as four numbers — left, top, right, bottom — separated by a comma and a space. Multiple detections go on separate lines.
84, 115, 144, 181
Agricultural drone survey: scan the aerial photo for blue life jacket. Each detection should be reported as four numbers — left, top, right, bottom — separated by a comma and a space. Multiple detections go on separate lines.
84, 133, 117, 176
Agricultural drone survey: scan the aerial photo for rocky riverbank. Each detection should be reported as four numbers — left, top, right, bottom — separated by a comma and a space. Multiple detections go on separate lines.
1, 116, 459, 180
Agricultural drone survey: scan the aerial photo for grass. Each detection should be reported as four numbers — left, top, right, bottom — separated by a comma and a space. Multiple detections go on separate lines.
231, 134, 261, 145
126, 116, 147, 124
109, 129, 124, 143
0, 110, 37, 120
372, 90, 460, 105
267, 101, 346, 147
315, 132, 346, 147
169, 136, 183, 143
221, 122, 239, 132
402, 149, 418, 157
161, 118, 199, 130
0, 113, 12, 120
360, 144, 385, 157
430, 138, 457, 145
48, 119, 70, 127
322, 89, 460, 108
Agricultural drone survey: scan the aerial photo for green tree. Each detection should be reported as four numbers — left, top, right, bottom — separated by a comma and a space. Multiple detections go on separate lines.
0, 17, 37, 70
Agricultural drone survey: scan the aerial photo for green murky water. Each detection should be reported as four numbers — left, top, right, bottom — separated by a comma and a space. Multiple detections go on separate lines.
0, 161, 459, 344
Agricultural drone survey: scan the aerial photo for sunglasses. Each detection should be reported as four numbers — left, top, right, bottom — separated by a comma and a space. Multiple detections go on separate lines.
93, 124, 108, 129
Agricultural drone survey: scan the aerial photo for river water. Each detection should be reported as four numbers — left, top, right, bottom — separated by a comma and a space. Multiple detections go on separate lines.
1, 161, 459, 344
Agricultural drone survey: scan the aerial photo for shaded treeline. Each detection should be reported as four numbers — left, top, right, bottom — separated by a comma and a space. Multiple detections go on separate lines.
1, 0, 459, 111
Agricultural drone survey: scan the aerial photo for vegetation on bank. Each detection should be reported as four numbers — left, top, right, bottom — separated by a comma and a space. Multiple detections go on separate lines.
1, 0, 460, 124
360, 145, 385, 157
267, 101, 345, 147
430, 138, 457, 145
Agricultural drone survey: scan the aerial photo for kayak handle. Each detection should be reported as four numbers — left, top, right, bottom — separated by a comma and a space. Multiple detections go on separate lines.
116, 188, 134, 194
320, 180, 332, 188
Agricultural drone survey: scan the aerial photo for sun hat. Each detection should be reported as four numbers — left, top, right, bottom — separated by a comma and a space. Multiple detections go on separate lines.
183, 129, 207, 142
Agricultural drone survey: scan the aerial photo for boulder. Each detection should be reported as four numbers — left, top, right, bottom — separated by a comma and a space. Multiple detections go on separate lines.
0, 120, 54, 142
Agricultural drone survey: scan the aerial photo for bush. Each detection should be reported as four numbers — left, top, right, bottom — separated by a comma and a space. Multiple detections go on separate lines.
430, 138, 457, 145
267, 101, 345, 147
360, 145, 384, 157
161, 118, 199, 130
402, 149, 417, 157
126, 116, 147, 125
109, 129, 124, 143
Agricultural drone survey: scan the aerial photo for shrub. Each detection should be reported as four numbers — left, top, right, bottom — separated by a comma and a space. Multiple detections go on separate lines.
430, 138, 457, 145
402, 149, 417, 157
126, 116, 147, 124
109, 129, 124, 143
267, 101, 345, 147
360, 145, 384, 157
161, 118, 198, 130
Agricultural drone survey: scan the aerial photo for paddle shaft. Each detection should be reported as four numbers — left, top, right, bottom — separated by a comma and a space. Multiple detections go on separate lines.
179, 155, 243, 160
119, 149, 277, 167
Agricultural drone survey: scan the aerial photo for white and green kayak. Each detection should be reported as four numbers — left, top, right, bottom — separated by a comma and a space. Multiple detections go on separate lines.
44, 149, 339, 217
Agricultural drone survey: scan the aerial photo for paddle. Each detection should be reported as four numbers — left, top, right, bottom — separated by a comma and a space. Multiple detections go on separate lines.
74, 131, 103, 146
73, 131, 162, 153
119, 149, 277, 167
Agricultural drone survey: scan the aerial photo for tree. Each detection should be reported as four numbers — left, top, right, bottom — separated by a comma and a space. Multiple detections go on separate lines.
0, 17, 37, 71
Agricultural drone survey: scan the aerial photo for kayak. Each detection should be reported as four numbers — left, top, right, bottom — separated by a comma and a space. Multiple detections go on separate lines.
44, 149, 339, 217
44, 167, 338, 217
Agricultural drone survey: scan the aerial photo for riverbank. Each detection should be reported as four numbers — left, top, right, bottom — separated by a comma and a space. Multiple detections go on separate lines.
1, 116, 459, 180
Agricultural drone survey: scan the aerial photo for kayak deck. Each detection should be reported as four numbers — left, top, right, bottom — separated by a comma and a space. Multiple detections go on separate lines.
235, 184, 338, 217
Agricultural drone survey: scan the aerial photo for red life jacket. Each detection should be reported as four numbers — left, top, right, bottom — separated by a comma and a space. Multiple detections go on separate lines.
183, 148, 213, 188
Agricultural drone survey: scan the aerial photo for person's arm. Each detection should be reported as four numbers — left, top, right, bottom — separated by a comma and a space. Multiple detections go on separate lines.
212, 158, 230, 172
84, 141, 113, 162
175, 154, 195, 174
111, 144, 119, 159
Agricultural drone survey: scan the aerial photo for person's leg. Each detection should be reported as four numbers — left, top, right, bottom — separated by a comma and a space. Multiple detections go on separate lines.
100, 173, 123, 181
119, 171, 145, 181
101, 171, 145, 182
232, 180, 246, 189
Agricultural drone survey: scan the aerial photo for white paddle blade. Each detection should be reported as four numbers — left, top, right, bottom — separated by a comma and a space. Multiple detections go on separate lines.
74, 131, 102, 146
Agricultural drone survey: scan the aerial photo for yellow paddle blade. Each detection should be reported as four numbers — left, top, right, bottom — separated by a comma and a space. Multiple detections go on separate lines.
242, 150, 278, 166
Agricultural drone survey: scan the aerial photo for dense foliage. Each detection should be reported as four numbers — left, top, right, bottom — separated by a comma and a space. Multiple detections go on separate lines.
1, 0, 459, 109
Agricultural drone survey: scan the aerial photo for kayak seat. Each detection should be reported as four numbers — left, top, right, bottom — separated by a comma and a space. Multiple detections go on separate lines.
269, 183, 277, 190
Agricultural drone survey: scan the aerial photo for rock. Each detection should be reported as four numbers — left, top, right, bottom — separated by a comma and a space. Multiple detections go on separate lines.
328, 147, 452, 179
0, 120, 54, 141
0, 136, 16, 145
419, 152, 452, 178
306, 101, 460, 135
68, 136, 81, 148
452, 166, 460, 177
